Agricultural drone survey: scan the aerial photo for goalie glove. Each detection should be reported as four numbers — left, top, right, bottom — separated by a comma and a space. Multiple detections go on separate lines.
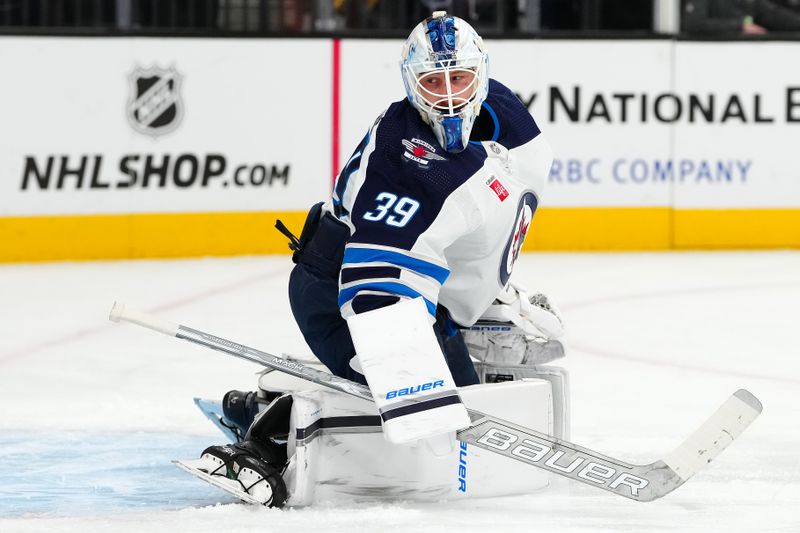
482, 283, 564, 339
464, 284, 565, 366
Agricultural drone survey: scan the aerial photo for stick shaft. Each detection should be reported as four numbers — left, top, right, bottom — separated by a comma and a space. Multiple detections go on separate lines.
111, 300, 372, 401
177, 325, 374, 401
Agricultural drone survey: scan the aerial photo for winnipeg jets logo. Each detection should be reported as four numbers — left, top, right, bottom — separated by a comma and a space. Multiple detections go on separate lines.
499, 192, 538, 286
127, 65, 183, 137
509, 211, 531, 268
402, 138, 446, 168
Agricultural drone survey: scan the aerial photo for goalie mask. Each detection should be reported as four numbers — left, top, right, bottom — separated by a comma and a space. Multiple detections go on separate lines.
400, 12, 489, 153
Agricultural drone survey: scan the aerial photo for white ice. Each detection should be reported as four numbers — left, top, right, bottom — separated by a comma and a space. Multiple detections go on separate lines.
0, 252, 798, 532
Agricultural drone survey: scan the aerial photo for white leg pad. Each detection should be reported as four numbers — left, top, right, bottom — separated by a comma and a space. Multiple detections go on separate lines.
346, 297, 470, 444
283, 379, 553, 506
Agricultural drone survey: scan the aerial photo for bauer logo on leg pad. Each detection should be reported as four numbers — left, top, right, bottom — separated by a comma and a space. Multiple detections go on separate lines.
385, 379, 444, 400
457, 440, 468, 493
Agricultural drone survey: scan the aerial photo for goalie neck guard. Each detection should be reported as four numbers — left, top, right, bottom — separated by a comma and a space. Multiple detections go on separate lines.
400, 11, 489, 153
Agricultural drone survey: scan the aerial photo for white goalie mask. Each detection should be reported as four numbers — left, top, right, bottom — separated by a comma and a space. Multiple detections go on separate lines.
400, 12, 489, 153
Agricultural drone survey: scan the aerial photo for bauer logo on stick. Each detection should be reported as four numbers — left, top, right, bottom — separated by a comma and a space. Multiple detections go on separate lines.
475, 426, 650, 498
127, 65, 183, 137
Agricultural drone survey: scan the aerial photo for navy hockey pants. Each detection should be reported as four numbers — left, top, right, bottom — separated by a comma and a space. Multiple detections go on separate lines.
286, 206, 479, 387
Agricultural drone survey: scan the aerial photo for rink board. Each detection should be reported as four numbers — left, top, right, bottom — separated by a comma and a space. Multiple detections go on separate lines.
1, 37, 799, 260
4, 207, 800, 261
0, 211, 309, 261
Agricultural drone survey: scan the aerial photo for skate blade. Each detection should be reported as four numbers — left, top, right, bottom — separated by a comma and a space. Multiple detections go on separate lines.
193, 398, 241, 443
173, 458, 265, 505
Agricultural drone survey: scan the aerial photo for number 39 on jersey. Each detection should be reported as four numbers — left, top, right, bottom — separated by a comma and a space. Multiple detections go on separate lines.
363, 192, 420, 228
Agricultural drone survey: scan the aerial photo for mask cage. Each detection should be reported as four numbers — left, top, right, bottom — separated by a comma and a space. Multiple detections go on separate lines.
403, 54, 486, 118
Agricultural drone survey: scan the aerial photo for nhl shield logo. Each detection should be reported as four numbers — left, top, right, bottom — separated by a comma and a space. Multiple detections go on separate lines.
127, 66, 183, 137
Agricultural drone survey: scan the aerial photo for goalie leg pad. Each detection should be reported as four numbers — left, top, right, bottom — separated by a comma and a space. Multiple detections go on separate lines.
346, 297, 471, 444
475, 363, 571, 440
283, 380, 553, 506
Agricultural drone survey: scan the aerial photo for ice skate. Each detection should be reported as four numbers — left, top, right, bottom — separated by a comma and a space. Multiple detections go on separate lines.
178, 440, 287, 507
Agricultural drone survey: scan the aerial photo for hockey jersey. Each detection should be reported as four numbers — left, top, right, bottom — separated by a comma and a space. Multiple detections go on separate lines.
326, 79, 553, 327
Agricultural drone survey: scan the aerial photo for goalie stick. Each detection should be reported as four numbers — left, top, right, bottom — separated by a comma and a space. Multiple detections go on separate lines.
109, 302, 762, 502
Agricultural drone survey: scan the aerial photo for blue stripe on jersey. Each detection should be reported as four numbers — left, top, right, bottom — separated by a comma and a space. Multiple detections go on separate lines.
469, 102, 500, 144
343, 247, 450, 285
470, 101, 500, 146
484, 79, 541, 149
484, 102, 500, 142
483, 102, 500, 141
339, 282, 436, 316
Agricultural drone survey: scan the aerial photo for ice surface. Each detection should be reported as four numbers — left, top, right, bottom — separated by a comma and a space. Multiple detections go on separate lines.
0, 431, 236, 516
0, 252, 798, 532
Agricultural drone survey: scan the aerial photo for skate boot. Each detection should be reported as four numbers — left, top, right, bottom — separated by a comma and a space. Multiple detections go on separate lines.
196, 393, 293, 506
220, 390, 261, 440
221, 389, 285, 440
199, 440, 288, 507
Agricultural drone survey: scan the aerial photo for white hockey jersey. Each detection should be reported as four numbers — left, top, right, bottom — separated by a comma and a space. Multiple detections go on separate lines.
325, 79, 553, 327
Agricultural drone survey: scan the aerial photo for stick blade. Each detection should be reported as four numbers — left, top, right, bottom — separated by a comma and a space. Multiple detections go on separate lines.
661, 389, 762, 482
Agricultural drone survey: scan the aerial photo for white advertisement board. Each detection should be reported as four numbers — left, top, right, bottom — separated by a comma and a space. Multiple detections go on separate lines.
0, 37, 332, 216
1, 36, 798, 258
489, 40, 675, 208
674, 42, 800, 208
340, 39, 674, 208
340, 39, 800, 210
